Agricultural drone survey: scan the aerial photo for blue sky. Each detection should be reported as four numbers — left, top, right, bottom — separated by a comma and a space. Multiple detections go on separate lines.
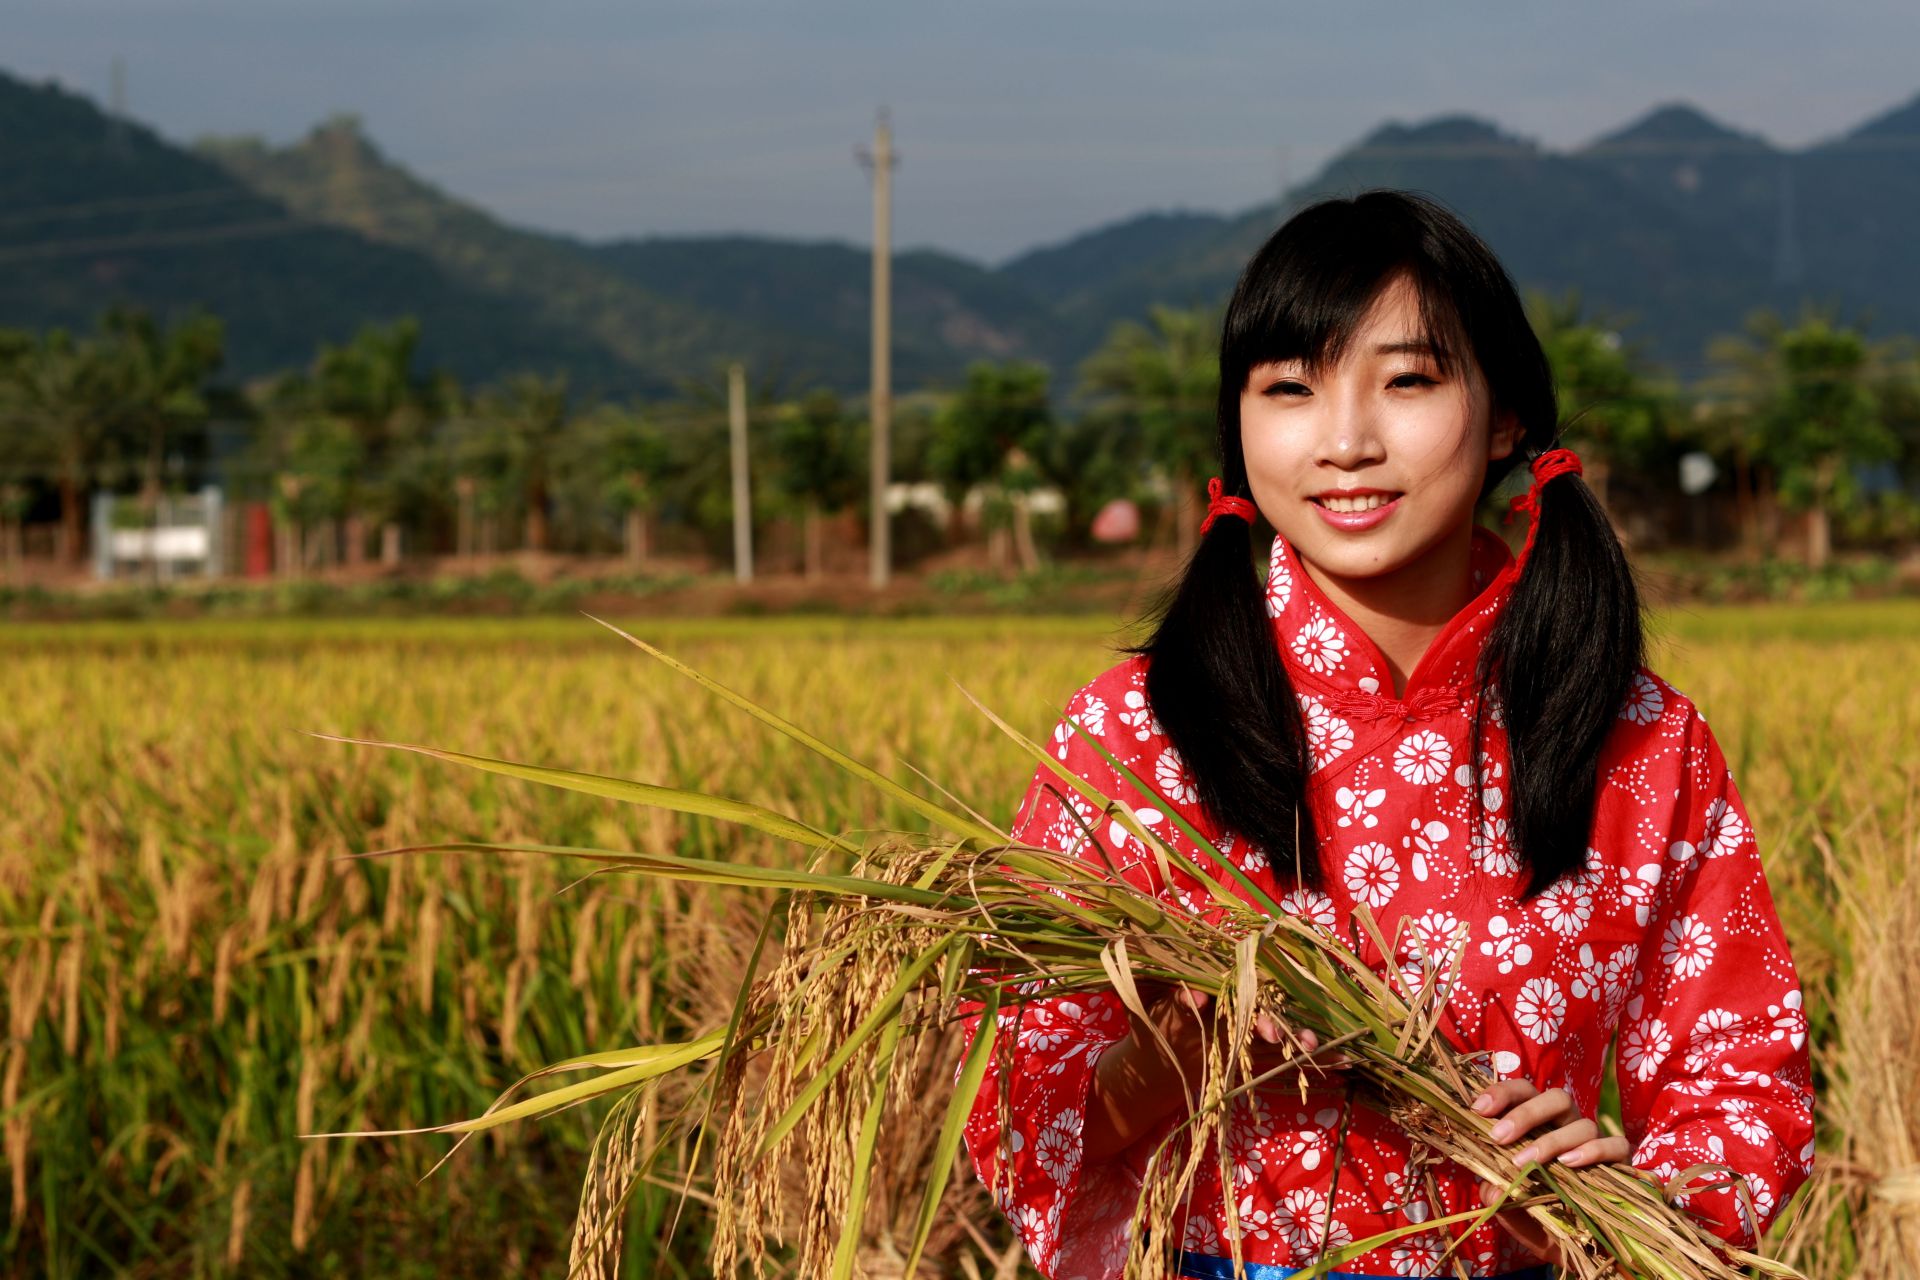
11, 1, 1920, 263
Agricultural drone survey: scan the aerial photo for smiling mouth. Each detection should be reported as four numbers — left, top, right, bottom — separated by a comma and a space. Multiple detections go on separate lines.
1312, 492, 1403, 513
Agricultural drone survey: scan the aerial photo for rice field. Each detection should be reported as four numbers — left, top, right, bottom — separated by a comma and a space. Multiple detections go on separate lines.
1, 604, 1916, 1278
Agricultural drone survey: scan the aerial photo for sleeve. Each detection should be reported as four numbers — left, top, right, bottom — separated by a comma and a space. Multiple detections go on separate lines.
952, 680, 1154, 1279
1613, 707, 1816, 1250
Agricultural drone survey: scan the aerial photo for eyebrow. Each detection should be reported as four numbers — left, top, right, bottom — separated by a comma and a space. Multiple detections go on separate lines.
1373, 340, 1436, 356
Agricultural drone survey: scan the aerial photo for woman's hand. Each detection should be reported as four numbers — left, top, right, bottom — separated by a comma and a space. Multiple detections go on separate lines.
1471, 1078, 1632, 1266
1083, 983, 1348, 1162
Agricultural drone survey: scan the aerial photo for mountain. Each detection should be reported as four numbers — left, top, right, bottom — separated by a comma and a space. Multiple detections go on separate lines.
201, 116, 1053, 393
5, 65, 1920, 397
590, 236, 1049, 388
0, 74, 633, 390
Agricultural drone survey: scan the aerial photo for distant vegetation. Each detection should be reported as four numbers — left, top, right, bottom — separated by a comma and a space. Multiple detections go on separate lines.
1, 290, 1915, 587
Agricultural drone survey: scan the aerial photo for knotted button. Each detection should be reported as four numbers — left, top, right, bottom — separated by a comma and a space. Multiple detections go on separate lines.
1321, 685, 1463, 723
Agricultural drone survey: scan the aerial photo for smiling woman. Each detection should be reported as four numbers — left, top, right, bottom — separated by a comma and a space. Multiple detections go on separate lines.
956, 190, 1814, 1280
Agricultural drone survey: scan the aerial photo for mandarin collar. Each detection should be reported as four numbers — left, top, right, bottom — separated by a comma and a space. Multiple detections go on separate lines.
1264, 523, 1519, 712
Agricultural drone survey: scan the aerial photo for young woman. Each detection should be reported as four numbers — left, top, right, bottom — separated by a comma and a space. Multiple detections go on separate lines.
957, 190, 1814, 1280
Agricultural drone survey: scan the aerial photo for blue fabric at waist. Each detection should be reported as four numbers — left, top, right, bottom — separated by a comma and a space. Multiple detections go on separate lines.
1174, 1252, 1557, 1280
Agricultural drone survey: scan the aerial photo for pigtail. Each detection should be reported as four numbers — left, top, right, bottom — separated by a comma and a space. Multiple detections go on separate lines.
1476, 446, 1647, 899
1129, 468, 1322, 889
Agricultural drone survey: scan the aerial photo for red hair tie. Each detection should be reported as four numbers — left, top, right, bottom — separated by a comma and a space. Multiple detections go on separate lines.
1200, 476, 1258, 535
1502, 447, 1584, 567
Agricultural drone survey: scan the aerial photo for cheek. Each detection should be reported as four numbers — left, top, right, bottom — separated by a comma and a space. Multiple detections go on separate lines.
1390, 400, 1485, 484
1240, 405, 1310, 487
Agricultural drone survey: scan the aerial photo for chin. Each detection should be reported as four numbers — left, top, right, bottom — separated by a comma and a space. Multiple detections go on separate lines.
1285, 532, 1408, 580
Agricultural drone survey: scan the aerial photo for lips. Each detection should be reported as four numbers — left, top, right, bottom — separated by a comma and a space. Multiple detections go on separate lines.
1311, 490, 1404, 514
1309, 490, 1404, 532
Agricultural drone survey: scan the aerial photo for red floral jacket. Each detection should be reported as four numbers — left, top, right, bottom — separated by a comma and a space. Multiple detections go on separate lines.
957, 523, 1815, 1279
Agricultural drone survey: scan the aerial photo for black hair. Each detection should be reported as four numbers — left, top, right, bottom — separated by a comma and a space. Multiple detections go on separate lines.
1132, 189, 1644, 900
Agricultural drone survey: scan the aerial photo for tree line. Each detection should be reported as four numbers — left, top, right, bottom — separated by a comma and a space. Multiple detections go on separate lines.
2, 293, 1916, 576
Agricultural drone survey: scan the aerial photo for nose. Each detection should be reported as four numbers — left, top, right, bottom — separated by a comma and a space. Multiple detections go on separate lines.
1315, 388, 1387, 471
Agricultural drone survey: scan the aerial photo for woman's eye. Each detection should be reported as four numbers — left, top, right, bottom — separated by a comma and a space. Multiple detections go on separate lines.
1390, 372, 1438, 389
1263, 380, 1310, 397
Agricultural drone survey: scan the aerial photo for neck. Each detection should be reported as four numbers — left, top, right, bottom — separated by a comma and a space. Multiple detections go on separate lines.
1297, 523, 1478, 698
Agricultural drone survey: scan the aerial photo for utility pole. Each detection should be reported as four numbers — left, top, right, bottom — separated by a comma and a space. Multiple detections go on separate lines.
857, 109, 898, 589
728, 361, 753, 583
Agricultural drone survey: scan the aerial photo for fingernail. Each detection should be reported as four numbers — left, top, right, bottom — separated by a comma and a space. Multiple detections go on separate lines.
1511, 1147, 1534, 1166
1489, 1120, 1512, 1141
1471, 1093, 1493, 1113
1557, 1151, 1579, 1164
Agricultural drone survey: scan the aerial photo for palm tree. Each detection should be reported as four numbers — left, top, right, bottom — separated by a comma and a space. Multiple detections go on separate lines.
310, 319, 434, 566
469, 373, 570, 553
0, 329, 122, 566
1078, 304, 1219, 559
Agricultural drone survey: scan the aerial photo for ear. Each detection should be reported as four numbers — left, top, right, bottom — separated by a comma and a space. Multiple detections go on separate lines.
1487, 406, 1521, 462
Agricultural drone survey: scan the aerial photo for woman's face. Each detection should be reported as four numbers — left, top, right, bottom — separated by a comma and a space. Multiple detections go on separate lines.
1238, 272, 1518, 585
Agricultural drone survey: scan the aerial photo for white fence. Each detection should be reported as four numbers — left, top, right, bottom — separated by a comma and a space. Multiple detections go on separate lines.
91, 487, 224, 580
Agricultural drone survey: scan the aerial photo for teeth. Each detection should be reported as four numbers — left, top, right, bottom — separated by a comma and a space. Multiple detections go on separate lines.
1320, 493, 1395, 513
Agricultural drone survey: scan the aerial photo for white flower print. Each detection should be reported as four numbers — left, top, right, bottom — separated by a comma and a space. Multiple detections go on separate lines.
1470, 814, 1520, 875
1216, 830, 1272, 875
1394, 730, 1453, 785
1335, 784, 1387, 829
1154, 744, 1199, 806
1014, 1200, 1058, 1262
1701, 796, 1749, 860
1684, 1008, 1745, 1072
1281, 1107, 1341, 1171
1620, 862, 1662, 926
1050, 719, 1075, 760
1514, 976, 1568, 1044
1075, 695, 1109, 737
1661, 914, 1716, 980
1453, 749, 1506, 811
1106, 805, 1165, 858
1381, 1168, 1432, 1222
1570, 943, 1607, 1001
1181, 1214, 1221, 1253
1478, 914, 1534, 975
1768, 990, 1807, 1049
1271, 1188, 1345, 1256
1408, 910, 1467, 965
1265, 557, 1293, 617
1536, 877, 1595, 937
1600, 945, 1640, 1026
1234, 1194, 1275, 1243
1118, 688, 1161, 741
1298, 694, 1355, 771
1226, 1096, 1276, 1186
1343, 842, 1401, 908
1033, 1108, 1083, 1186
1401, 818, 1450, 882
1279, 888, 1338, 931
1390, 1231, 1448, 1277
1734, 1170, 1777, 1241
1621, 1015, 1674, 1081
1723, 1098, 1775, 1147
1620, 672, 1665, 724
1290, 614, 1348, 674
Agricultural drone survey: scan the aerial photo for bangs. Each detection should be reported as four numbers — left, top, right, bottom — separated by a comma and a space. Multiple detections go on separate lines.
1220, 221, 1477, 392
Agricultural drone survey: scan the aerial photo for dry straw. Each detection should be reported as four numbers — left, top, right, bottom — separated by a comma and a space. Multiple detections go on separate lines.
323, 618, 1809, 1280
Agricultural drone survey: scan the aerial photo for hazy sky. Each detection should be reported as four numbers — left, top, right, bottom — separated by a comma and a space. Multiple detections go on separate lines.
11, 1, 1920, 263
